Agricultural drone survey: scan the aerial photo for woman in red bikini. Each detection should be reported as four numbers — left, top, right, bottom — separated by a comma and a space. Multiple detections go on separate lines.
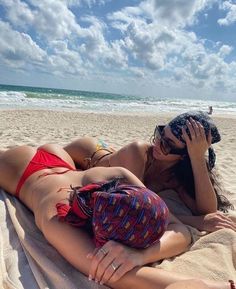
0, 142, 234, 289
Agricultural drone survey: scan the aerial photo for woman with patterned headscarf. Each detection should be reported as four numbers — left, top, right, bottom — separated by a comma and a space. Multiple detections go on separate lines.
63, 111, 236, 285
65, 110, 234, 220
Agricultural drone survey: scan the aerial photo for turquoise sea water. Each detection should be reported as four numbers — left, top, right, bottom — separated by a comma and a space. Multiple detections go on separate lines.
0, 84, 236, 115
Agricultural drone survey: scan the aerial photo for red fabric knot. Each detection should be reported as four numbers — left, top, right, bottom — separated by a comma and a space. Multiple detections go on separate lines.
56, 202, 86, 227
56, 203, 71, 220
71, 195, 91, 219
78, 183, 102, 193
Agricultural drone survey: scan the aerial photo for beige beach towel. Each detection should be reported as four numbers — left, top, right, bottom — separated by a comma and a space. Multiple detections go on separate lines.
156, 190, 236, 280
0, 189, 235, 289
0, 190, 108, 289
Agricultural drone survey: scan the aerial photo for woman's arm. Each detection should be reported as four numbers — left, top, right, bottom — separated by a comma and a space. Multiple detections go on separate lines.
139, 218, 191, 265
176, 212, 236, 232
87, 212, 191, 285
38, 214, 226, 289
182, 118, 217, 214
38, 214, 196, 289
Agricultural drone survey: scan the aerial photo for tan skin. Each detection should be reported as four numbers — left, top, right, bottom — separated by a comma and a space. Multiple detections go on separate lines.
64, 118, 236, 282
64, 118, 235, 231
166, 280, 211, 289
65, 118, 214, 213
0, 144, 231, 289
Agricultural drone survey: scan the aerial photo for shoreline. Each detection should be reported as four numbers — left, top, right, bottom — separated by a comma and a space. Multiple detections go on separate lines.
1, 107, 236, 118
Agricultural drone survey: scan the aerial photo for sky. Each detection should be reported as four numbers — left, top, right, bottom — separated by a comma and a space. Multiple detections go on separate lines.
0, 0, 236, 101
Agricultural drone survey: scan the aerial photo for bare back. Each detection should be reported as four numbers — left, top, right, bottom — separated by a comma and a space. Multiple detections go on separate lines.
0, 144, 144, 231
64, 138, 148, 181
64, 138, 193, 206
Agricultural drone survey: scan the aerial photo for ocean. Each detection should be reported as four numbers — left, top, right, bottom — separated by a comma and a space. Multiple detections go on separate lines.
0, 84, 236, 115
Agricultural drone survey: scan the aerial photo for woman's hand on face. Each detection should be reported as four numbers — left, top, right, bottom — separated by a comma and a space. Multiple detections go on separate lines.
201, 212, 236, 232
182, 117, 211, 159
87, 240, 144, 285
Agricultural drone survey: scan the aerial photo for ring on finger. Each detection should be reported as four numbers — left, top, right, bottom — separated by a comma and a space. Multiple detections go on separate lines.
111, 262, 119, 271
99, 248, 107, 255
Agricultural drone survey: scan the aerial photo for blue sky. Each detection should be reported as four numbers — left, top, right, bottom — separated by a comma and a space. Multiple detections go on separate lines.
0, 0, 236, 101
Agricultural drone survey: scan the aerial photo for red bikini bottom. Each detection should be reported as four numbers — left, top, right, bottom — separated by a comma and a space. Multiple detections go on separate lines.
15, 149, 75, 197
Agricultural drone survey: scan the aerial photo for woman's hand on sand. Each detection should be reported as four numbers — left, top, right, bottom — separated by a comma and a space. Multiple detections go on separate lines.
87, 240, 143, 285
201, 212, 236, 232
182, 117, 211, 159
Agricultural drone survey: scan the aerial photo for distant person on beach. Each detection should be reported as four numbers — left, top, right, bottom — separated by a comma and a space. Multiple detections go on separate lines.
208, 106, 213, 115
0, 143, 234, 289
65, 111, 235, 232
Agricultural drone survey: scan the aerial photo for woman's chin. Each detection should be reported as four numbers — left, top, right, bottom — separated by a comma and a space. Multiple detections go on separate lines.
153, 149, 182, 162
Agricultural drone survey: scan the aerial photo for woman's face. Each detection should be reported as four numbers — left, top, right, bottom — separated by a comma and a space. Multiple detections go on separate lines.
152, 125, 186, 161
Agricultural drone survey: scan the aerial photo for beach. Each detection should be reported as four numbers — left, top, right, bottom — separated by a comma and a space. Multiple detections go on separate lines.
0, 108, 236, 286
0, 109, 235, 206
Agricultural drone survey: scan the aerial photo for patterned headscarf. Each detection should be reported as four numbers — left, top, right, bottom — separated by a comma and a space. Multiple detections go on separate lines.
56, 179, 169, 248
168, 111, 221, 169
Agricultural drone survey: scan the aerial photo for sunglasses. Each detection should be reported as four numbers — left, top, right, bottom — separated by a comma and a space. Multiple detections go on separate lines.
153, 125, 187, 156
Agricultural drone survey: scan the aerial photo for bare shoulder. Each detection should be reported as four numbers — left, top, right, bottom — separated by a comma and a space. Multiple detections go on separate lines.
112, 141, 149, 180
124, 141, 149, 159
129, 140, 149, 150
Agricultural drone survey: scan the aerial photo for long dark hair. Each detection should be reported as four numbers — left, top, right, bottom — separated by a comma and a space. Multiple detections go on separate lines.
173, 155, 234, 213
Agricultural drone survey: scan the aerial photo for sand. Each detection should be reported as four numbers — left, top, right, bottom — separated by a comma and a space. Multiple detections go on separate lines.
0, 109, 235, 206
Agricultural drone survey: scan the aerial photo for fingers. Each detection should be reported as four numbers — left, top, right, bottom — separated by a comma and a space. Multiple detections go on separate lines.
87, 246, 109, 282
205, 212, 236, 232
220, 217, 236, 231
108, 262, 135, 283
182, 118, 208, 144
87, 241, 125, 284
100, 262, 121, 285
181, 126, 189, 143
188, 118, 206, 140
215, 222, 236, 231
87, 247, 99, 260
95, 251, 117, 283
187, 118, 197, 139
197, 122, 205, 138
87, 241, 140, 285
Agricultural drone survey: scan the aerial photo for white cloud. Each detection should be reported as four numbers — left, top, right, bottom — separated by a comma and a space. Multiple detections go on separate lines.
137, 0, 216, 27
0, 20, 46, 68
0, 0, 235, 99
47, 40, 85, 76
170, 39, 230, 87
0, 0, 127, 70
151, 0, 210, 26
125, 21, 167, 70
106, 0, 233, 91
1, 0, 81, 40
0, 0, 34, 28
129, 67, 145, 78
65, 0, 110, 8
218, 1, 236, 26
218, 44, 233, 57
78, 16, 128, 68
